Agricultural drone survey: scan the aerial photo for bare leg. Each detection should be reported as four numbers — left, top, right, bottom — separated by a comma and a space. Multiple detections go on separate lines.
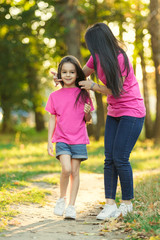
69, 159, 81, 205
59, 155, 71, 198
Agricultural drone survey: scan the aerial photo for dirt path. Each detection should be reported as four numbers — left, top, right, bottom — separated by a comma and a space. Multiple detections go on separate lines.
0, 173, 128, 240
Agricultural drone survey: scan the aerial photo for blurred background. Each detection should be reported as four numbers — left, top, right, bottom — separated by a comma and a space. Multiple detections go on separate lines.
0, 0, 160, 142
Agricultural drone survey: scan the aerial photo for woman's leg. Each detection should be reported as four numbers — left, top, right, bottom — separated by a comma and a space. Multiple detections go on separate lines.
112, 116, 145, 201
59, 154, 71, 198
69, 159, 81, 206
104, 116, 119, 202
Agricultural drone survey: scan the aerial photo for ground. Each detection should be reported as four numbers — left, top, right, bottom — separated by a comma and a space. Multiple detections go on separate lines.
0, 173, 128, 240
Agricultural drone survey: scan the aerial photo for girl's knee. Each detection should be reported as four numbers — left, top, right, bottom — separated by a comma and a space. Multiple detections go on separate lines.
71, 168, 79, 178
62, 167, 71, 177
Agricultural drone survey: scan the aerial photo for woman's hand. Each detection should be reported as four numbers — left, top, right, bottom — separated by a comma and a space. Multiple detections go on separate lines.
51, 71, 62, 87
79, 78, 94, 90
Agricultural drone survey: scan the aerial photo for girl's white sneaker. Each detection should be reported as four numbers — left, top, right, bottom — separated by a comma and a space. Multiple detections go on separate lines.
114, 202, 133, 218
96, 203, 117, 220
64, 205, 76, 219
54, 198, 66, 216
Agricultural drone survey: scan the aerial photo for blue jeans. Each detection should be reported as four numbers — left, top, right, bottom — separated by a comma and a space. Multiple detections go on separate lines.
104, 115, 145, 200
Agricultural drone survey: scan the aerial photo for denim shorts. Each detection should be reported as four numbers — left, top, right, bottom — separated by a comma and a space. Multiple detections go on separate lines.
56, 142, 88, 161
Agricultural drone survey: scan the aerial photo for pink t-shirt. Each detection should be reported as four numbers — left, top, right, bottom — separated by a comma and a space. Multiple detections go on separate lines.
86, 54, 146, 118
45, 87, 94, 144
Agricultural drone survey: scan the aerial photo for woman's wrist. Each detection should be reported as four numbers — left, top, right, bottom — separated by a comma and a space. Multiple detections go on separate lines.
90, 82, 96, 90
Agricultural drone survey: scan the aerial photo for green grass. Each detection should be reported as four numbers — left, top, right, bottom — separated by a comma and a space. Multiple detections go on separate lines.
0, 127, 160, 236
124, 172, 160, 239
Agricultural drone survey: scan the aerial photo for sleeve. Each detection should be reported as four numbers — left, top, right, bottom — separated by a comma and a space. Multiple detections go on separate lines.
86, 55, 94, 69
118, 53, 130, 77
45, 94, 56, 115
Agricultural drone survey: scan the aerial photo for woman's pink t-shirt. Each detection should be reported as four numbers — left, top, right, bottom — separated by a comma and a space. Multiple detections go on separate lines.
86, 54, 146, 118
45, 87, 94, 144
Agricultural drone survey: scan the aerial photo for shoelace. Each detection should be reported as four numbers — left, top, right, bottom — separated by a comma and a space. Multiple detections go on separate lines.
66, 206, 75, 214
57, 200, 65, 209
116, 203, 128, 216
101, 204, 110, 213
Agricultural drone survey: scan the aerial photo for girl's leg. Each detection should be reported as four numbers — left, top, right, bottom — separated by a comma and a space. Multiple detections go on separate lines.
59, 154, 71, 198
54, 154, 71, 216
69, 159, 81, 206
112, 116, 145, 201
104, 116, 119, 202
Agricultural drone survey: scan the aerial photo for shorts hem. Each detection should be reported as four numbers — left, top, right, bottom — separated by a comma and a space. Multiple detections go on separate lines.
56, 151, 71, 159
72, 155, 88, 161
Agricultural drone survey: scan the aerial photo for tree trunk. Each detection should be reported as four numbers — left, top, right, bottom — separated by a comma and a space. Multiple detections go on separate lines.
35, 111, 45, 131
1, 94, 13, 133
55, 0, 81, 60
27, 67, 45, 132
139, 52, 153, 138
94, 92, 105, 140
149, 0, 160, 141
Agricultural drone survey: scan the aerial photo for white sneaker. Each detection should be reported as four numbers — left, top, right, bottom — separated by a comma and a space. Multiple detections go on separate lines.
54, 198, 66, 216
96, 203, 117, 220
114, 202, 133, 218
64, 205, 76, 219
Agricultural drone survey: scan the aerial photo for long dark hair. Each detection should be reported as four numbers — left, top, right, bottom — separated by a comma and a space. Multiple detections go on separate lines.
57, 55, 90, 106
85, 22, 130, 98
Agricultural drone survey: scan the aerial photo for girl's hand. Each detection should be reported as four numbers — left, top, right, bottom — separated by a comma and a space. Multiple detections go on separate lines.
47, 141, 54, 157
79, 78, 94, 90
84, 103, 91, 114
51, 71, 63, 87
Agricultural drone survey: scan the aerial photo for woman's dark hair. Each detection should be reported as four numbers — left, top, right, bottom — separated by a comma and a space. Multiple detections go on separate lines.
85, 22, 130, 98
57, 55, 90, 106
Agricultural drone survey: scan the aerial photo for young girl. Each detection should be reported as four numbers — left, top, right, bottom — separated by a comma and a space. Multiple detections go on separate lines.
78, 22, 146, 219
45, 55, 94, 220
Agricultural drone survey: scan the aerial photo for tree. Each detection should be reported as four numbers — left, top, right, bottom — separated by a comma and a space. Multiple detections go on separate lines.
0, 1, 48, 132
133, 1, 153, 138
149, 0, 160, 142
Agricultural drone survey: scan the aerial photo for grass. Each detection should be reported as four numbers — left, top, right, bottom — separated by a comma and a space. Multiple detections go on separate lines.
0, 126, 160, 238
124, 172, 160, 239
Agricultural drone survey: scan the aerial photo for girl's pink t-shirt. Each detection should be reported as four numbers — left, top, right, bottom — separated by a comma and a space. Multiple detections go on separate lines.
45, 87, 94, 144
86, 54, 146, 118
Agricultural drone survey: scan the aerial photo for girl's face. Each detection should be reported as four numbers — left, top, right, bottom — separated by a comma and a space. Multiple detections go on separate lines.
61, 62, 77, 88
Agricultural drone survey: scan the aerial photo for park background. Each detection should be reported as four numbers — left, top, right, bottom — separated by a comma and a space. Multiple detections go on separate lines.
0, 0, 160, 239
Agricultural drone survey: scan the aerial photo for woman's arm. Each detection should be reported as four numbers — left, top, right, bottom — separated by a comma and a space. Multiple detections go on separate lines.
82, 65, 112, 95
47, 114, 56, 156
83, 65, 94, 77
79, 78, 112, 95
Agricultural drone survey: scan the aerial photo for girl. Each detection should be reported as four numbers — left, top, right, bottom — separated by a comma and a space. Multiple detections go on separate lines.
78, 22, 146, 220
45, 55, 94, 220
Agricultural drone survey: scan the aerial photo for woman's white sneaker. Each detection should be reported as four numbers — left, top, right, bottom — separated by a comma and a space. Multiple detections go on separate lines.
114, 202, 133, 218
54, 198, 66, 216
64, 205, 76, 219
96, 203, 117, 220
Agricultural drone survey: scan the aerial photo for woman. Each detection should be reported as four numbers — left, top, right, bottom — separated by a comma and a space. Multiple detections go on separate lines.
79, 22, 146, 220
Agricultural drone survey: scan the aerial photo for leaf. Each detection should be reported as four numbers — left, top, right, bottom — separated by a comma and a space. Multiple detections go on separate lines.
8, 220, 21, 226
67, 231, 78, 236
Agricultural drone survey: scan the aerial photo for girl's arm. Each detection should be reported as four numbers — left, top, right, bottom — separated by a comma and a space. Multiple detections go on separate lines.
82, 65, 112, 95
47, 114, 56, 156
84, 103, 92, 122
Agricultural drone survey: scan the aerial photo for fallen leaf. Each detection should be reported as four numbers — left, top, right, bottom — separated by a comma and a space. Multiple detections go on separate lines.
67, 231, 78, 236
8, 220, 21, 226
